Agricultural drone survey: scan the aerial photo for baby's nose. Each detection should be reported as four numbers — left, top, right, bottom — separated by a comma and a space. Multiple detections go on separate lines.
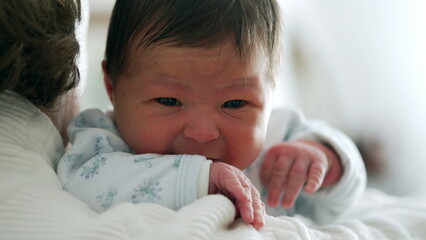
182, 114, 219, 143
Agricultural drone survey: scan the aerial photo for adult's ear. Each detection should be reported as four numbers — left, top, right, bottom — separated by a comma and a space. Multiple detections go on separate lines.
102, 60, 115, 104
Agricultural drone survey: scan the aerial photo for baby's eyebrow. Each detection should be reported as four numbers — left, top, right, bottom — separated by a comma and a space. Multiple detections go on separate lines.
143, 76, 189, 89
220, 77, 261, 91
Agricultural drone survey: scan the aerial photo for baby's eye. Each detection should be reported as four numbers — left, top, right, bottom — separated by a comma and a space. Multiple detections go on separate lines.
222, 100, 246, 109
155, 98, 182, 106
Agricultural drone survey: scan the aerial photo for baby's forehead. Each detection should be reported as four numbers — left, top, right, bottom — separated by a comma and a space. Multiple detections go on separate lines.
127, 40, 269, 80
129, 37, 269, 71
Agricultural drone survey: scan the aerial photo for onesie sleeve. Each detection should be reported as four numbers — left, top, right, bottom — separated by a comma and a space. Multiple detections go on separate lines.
265, 108, 367, 224
57, 109, 211, 212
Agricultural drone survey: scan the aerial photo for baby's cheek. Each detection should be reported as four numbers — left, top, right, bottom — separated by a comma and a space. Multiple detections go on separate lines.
243, 120, 266, 167
231, 138, 263, 170
118, 126, 153, 154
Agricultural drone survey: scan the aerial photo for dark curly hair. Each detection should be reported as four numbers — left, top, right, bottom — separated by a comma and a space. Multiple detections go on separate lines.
0, 0, 81, 109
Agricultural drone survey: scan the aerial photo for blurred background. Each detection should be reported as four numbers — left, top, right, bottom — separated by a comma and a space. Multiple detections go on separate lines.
78, 0, 426, 197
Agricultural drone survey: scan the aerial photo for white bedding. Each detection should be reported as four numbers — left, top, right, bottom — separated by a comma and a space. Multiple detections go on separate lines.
125, 188, 426, 239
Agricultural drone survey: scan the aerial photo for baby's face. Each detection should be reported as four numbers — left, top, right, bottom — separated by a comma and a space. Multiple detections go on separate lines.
106, 40, 273, 169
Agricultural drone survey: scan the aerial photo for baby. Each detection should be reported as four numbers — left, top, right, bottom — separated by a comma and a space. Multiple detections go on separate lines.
58, 0, 366, 230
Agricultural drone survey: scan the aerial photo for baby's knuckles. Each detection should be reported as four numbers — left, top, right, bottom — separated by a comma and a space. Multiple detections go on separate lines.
284, 139, 342, 187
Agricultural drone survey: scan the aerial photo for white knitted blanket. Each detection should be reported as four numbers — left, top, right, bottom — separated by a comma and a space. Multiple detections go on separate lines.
112, 189, 426, 240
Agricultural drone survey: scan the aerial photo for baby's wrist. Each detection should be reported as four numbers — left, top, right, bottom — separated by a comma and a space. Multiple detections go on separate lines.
313, 141, 343, 186
322, 152, 343, 186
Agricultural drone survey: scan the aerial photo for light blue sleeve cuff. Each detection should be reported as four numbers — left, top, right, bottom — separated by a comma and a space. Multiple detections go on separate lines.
197, 161, 212, 198
176, 155, 211, 209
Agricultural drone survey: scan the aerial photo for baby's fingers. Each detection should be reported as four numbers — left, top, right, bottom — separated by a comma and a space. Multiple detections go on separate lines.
223, 172, 254, 224
229, 174, 265, 230
251, 187, 265, 230
267, 156, 293, 207
211, 163, 264, 229
260, 150, 276, 186
281, 159, 309, 209
305, 159, 326, 193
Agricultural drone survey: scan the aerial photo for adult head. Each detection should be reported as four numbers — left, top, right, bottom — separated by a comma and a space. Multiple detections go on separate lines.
0, 0, 81, 109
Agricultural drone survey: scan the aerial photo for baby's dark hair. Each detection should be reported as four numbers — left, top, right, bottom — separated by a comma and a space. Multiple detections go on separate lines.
104, 0, 282, 84
0, 0, 81, 109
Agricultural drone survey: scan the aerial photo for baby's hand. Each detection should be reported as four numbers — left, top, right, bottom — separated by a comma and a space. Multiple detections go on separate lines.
209, 162, 265, 230
260, 139, 342, 209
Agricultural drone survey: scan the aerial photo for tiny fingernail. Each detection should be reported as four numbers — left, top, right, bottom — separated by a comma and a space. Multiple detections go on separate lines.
305, 185, 313, 192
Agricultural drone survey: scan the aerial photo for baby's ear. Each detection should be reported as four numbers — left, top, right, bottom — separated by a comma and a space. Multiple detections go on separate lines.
102, 60, 115, 104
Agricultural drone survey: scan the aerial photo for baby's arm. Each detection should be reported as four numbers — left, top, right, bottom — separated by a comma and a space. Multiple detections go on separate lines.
260, 139, 342, 209
209, 162, 265, 230
58, 109, 264, 229
59, 146, 210, 212
57, 109, 208, 211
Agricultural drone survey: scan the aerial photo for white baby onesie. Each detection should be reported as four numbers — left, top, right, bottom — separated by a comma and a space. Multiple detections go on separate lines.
57, 109, 211, 212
